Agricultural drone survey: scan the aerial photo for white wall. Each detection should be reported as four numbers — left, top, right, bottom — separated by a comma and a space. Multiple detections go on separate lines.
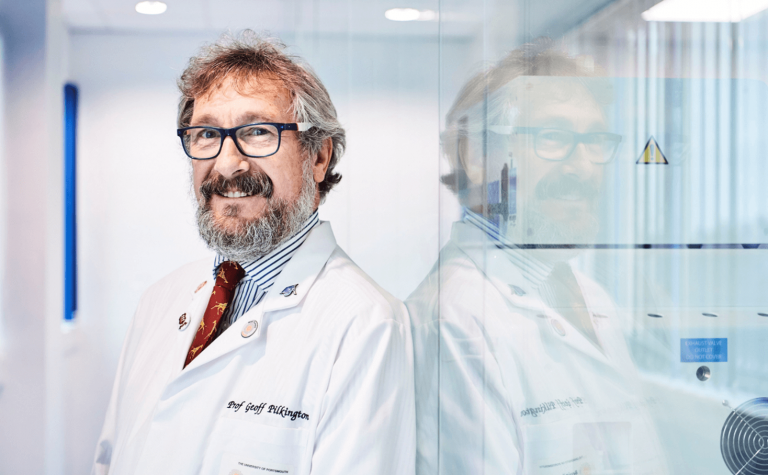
63, 30, 452, 474
0, 0, 70, 474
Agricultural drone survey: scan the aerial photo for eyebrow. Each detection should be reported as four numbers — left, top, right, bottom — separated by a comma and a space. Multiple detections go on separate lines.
189, 112, 279, 127
530, 114, 608, 133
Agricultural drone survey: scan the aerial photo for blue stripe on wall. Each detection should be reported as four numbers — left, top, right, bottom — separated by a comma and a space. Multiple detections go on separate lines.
64, 83, 78, 321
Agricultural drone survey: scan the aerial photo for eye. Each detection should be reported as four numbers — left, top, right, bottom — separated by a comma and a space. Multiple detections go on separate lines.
538, 129, 571, 145
241, 125, 275, 137
190, 128, 219, 141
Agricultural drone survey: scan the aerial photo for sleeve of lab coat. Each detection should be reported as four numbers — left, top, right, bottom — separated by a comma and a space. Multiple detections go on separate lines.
436, 307, 522, 475
91, 319, 132, 475
309, 304, 416, 475
412, 299, 521, 475
91, 293, 146, 475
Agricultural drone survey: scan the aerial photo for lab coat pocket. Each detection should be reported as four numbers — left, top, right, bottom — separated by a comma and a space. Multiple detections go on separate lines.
523, 420, 632, 475
201, 418, 309, 475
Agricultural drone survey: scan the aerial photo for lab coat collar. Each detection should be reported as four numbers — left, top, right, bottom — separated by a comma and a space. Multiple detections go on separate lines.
178, 221, 337, 374
450, 221, 548, 311
261, 221, 336, 313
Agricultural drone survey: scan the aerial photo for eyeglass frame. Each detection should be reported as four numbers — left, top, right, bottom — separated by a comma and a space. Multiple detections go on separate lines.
176, 122, 315, 160
487, 126, 622, 164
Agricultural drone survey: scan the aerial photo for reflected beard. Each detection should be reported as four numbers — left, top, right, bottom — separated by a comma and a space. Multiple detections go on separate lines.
520, 173, 601, 246
196, 160, 316, 261
516, 205, 600, 246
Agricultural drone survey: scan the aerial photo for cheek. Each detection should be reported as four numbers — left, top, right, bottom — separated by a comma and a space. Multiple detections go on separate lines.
268, 146, 308, 199
517, 158, 554, 196
191, 162, 212, 194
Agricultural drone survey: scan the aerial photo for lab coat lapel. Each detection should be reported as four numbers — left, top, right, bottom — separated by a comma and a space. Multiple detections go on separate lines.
451, 221, 547, 312
452, 221, 610, 363
126, 261, 214, 435
261, 221, 337, 313
173, 263, 216, 368
181, 221, 337, 372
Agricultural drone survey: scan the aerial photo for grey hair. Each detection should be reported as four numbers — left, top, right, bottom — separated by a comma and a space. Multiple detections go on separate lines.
178, 30, 345, 202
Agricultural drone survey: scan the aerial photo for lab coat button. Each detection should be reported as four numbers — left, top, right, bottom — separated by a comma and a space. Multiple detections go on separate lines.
241, 320, 258, 338
178, 313, 189, 331
550, 318, 566, 336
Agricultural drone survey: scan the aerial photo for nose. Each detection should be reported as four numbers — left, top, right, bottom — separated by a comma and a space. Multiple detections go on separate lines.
212, 135, 250, 179
561, 142, 598, 179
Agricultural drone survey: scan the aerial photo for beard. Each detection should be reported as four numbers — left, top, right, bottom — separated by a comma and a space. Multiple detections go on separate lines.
508, 173, 601, 247
195, 159, 316, 262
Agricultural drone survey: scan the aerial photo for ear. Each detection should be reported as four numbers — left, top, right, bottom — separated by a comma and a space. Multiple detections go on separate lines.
313, 137, 333, 184
458, 135, 485, 186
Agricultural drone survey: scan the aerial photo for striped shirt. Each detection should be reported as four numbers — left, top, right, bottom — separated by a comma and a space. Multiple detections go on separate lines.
463, 209, 553, 288
213, 211, 319, 330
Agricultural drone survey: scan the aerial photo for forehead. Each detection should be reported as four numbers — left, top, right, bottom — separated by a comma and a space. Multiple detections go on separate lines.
514, 80, 606, 128
191, 75, 294, 123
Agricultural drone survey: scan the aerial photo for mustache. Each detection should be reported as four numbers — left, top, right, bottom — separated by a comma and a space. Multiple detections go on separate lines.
199, 170, 274, 203
534, 174, 600, 201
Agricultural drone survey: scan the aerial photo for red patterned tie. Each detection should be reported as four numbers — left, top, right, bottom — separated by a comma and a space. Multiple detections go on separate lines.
184, 261, 245, 368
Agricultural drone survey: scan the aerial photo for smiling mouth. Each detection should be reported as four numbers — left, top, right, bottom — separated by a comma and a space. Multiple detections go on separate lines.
218, 190, 255, 198
551, 192, 586, 202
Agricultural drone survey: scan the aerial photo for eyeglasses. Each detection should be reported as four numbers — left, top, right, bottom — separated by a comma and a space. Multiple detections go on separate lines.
176, 122, 314, 160
488, 126, 622, 164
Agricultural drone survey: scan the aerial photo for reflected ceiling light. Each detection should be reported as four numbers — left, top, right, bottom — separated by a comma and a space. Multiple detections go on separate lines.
642, 0, 768, 22
135, 1, 167, 15
385, 8, 437, 21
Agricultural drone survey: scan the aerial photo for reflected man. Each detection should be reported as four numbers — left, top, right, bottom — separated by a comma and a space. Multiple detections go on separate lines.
407, 40, 667, 475
93, 31, 414, 475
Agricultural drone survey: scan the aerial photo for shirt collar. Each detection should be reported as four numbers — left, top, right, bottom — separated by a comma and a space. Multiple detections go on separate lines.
213, 210, 319, 281
462, 208, 553, 288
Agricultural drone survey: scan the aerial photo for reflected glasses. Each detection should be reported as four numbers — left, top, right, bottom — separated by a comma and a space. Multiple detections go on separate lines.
176, 122, 314, 160
489, 126, 622, 164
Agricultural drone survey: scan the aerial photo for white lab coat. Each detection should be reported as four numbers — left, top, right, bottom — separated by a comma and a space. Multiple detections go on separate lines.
407, 221, 668, 475
93, 222, 415, 475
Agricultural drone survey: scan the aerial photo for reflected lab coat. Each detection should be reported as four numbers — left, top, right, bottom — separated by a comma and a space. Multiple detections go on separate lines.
407, 221, 668, 475
93, 222, 415, 475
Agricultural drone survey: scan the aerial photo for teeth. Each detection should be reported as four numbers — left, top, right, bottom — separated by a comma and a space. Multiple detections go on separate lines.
223, 191, 251, 198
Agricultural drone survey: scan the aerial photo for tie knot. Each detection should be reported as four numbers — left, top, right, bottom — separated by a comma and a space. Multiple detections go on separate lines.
215, 261, 245, 291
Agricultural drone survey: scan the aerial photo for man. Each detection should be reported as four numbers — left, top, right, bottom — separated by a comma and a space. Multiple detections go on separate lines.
93, 31, 414, 475
407, 40, 668, 474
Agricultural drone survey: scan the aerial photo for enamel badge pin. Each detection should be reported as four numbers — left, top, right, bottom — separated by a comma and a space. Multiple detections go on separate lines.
280, 284, 298, 297
178, 313, 189, 331
510, 285, 526, 296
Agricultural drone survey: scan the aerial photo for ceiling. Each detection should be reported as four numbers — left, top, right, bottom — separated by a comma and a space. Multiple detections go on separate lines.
62, 0, 619, 39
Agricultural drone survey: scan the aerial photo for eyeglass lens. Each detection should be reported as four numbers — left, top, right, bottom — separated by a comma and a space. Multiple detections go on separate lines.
535, 129, 619, 163
182, 124, 281, 159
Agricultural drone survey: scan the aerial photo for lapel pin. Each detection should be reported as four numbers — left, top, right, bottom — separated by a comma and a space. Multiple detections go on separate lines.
280, 284, 298, 297
550, 318, 566, 337
194, 281, 207, 293
241, 320, 259, 338
178, 313, 189, 331
510, 285, 526, 296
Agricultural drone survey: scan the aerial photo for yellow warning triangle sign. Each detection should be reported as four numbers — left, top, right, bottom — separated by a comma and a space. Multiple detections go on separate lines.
637, 136, 669, 164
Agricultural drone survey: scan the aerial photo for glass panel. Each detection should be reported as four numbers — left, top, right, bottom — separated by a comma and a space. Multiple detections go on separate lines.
410, 1, 768, 474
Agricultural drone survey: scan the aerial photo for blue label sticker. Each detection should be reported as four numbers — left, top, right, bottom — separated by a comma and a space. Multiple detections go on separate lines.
681, 338, 727, 362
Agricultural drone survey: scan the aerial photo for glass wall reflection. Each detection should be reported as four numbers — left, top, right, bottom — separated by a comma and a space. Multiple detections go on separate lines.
412, 2, 768, 474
